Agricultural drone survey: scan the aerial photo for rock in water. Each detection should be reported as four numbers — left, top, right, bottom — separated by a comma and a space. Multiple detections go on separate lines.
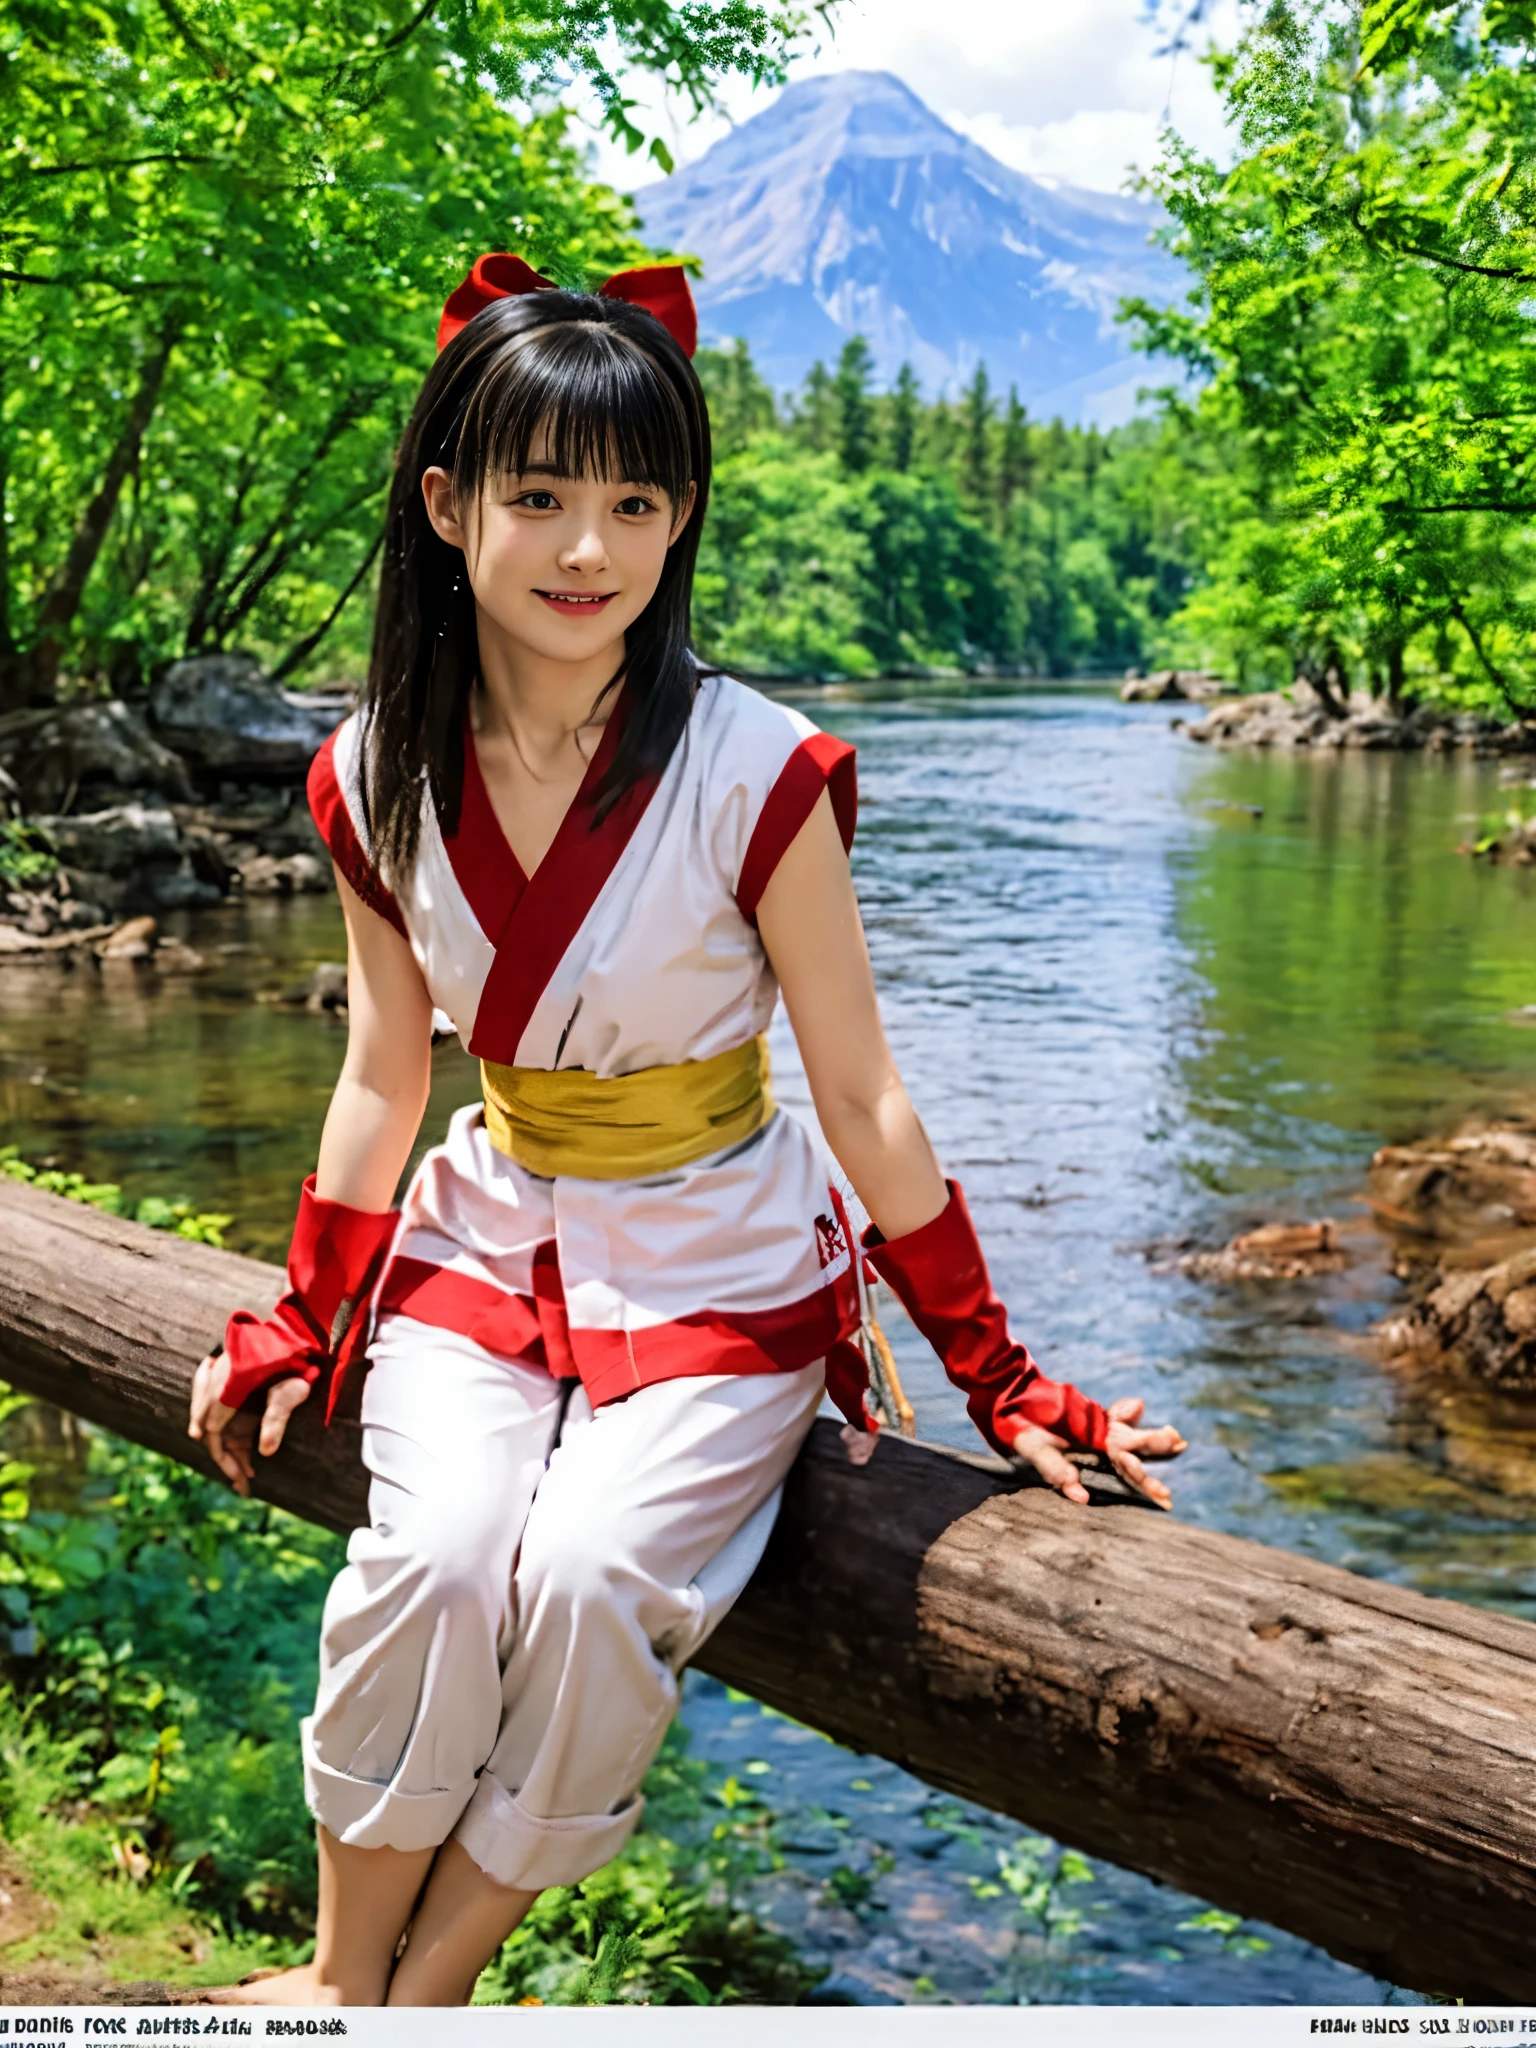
1174, 1219, 1345, 1281
150, 654, 349, 781
0, 700, 192, 813
1369, 1118, 1536, 1391
1120, 670, 1228, 703
1368, 1121, 1536, 1265
32, 801, 220, 913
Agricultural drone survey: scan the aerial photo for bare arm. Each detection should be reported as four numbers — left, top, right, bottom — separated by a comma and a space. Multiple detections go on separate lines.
189, 869, 434, 1490
756, 790, 947, 1244
314, 869, 436, 1207
757, 794, 1185, 1507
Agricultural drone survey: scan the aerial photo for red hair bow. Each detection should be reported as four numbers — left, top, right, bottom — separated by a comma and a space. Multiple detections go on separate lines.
437, 253, 698, 357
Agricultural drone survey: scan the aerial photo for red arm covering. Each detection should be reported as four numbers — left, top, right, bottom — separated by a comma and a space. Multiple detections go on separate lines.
863, 1180, 1110, 1456
220, 1177, 399, 1424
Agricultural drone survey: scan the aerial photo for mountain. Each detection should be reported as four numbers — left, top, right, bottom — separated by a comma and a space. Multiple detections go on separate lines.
633, 71, 1185, 424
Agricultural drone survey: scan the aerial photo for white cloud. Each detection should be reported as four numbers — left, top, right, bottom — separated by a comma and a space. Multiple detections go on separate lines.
951, 107, 1170, 193
573, 0, 1243, 196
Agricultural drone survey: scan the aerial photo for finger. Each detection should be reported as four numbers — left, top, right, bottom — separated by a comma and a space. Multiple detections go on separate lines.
258, 1377, 312, 1458
1111, 1447, 1173, 1510
203, 1426, 250, 1496
188, 1359, 213, 1438
1107, 1396, 1145, 1426
1118, 1424, 1187, 1460
1019, 1440, 1091, 1506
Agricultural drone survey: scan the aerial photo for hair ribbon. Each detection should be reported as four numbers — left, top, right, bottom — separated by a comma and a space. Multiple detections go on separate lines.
436, 253, 698, 358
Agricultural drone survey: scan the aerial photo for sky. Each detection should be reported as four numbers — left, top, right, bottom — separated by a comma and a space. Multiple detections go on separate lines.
578, 0, 1244, 197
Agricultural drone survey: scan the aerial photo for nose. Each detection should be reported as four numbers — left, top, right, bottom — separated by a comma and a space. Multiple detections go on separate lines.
557, 520, 610, 576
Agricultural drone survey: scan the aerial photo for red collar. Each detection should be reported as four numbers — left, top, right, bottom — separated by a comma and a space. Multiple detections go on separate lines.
445, 687, 662, 1064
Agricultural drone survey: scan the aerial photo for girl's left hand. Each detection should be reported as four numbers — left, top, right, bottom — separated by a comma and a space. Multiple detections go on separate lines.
1004, 1396, 1187, 1511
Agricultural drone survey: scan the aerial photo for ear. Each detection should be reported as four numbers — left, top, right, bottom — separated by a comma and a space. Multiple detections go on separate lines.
422, 466, 469, 550
667, 479, 699, 548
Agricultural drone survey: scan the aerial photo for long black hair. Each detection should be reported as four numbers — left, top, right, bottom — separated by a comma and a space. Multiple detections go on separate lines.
361, 289, 711, 883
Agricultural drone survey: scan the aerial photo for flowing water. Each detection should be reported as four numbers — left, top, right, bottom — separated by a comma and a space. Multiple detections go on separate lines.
5, 684, 1536, 2004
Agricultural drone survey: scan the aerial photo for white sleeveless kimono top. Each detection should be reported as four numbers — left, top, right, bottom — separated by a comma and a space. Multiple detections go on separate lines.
307, 674, 863, 1411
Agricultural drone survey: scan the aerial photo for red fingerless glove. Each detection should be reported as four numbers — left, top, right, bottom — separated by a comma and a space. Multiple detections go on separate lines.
863, 1180, 1110, 1458
220, 1177, 399, 1423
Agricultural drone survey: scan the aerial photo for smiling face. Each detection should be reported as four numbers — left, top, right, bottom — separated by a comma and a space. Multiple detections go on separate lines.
422, 430, 696, 673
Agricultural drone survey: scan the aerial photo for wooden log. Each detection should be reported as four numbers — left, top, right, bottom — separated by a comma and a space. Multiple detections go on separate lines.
2, 1178, 1535, 2001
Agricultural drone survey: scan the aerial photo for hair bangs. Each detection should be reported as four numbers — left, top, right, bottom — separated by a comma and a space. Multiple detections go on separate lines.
456, 323, 694, 511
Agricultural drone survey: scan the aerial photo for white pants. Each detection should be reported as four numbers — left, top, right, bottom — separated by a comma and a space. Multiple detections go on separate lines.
301, 1316, 823, 1892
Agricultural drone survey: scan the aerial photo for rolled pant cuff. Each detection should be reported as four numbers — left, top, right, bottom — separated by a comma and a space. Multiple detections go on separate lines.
301, 1716, 475, 1851
452, 1770, 644, 1891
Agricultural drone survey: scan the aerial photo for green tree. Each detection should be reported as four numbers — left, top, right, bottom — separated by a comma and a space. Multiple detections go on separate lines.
0, 0, 826, 710
695, 340, 779, 457
793, 360, 837, 452
1127, 0, 1536, 708
887, 361, 921, 472
997, 388, 1033, 524
833, 335, 877, 473
960, 364, 994, 508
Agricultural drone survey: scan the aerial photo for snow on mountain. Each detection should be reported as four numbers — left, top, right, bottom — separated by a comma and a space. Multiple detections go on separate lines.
633, 70, 1186, 423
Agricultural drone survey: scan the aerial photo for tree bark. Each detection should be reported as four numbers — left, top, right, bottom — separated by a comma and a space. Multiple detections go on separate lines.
1, 1177, 1534, 2001
0, 330, 176, 712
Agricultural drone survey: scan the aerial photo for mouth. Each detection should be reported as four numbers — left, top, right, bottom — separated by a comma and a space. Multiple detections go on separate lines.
535, 590, 618, 615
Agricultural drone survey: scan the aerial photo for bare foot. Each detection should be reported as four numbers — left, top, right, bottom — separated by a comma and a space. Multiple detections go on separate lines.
206, 1965, 355, 2006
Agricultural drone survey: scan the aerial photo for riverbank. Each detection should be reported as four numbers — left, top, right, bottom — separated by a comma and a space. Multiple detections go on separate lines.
1172, 683, 1536, 755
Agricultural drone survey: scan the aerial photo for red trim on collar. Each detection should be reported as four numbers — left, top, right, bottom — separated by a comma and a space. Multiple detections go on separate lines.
445, 712, 528, 945
466, 691, 661, 1065
736, 732, 857, 925
306, 729, 407, 939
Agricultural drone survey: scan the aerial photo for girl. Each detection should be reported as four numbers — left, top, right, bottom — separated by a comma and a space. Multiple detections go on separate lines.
187, 253, 1185, 2008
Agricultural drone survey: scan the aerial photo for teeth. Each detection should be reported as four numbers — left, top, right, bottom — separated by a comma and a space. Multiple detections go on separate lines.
545, 593, 607, 605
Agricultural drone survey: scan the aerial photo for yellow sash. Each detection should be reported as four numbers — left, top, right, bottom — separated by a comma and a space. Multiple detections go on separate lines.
481, 1035, 773, 1181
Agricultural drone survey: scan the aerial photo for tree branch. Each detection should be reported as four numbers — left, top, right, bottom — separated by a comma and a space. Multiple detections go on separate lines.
30, 328, 179, 699
14, 154, 214, 178
1448, 598, 1530, 717
0, 266, 181, 295
270, 527, 385, 681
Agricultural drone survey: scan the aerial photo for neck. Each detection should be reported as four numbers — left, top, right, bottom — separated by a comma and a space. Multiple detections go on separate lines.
474, 609, 622, 766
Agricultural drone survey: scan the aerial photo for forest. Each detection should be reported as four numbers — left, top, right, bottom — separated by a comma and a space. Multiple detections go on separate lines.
4, 0, 1533, 710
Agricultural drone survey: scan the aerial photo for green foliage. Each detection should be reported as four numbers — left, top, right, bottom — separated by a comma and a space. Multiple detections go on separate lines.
0, 818, 58, 886
0, 1413, 344, 1946
1127, 0, 1536, 707
473, 1731, 819, 2006
692, 343, 1204, 678
1178, 1906, 1273, 1957
0, 1146, 231, 1245
0, 0, 826, 707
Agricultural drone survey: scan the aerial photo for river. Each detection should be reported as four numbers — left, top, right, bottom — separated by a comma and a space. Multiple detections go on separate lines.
4, 683, 1535, 2004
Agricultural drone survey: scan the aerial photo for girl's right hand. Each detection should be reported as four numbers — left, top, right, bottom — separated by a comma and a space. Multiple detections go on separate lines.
188, 1355, 312, 1498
